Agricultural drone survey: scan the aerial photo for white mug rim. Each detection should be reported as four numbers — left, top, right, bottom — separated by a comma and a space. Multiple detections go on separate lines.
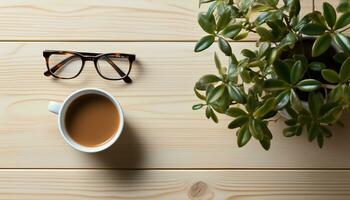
56, 88, 124, 153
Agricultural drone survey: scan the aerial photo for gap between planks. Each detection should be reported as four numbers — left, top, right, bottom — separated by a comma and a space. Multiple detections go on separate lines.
0, 168, 350, 171
0, 39, 258, 43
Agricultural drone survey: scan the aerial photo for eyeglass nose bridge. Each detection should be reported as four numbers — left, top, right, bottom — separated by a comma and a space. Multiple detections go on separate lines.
83, 56, 97, 61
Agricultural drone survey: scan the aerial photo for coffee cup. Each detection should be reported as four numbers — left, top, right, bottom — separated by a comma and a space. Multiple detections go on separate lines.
48, 88, 124, 153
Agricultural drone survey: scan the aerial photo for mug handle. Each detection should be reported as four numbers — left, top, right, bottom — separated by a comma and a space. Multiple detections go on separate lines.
48, 101, 62, 115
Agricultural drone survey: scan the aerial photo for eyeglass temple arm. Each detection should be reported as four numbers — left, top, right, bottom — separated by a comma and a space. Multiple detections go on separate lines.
104, 56, 132, 83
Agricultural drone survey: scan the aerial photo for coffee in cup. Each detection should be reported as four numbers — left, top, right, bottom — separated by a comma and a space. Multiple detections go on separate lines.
48, 88, 124, 153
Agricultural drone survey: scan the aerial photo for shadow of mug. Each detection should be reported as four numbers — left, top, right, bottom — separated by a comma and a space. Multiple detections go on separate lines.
93, 121, 145, 169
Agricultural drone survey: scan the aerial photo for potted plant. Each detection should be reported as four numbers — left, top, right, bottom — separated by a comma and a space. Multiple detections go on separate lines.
192, 0, 350, 150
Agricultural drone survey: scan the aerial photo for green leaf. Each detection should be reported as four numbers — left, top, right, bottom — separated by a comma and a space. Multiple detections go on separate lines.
308, 92, 324, 117
228, 116, 249, 129
256, 27, 274, 41
228, 85, 245, 103
290, 89, 303, 112
258, 42, 270, 57
218, 37, 232, 56
249, 119, 264, 141
194, 87, 206, 100
206, 84, 214, 96
255, 12, 274, 25
268, 48, 278, 64
279, 32, 297, 49
334, 11, 350, 30
195, 82, 207, 91
221, 24, 242, 39
216, 8, 232, 31
283, 125, 301, 137
206, 1, 217, 15
317, 134, 324, 148
329, 85, 343, 102
285, 118, 297, 126
233, 32, 249, 41
226, 107, 247, 117
248, 60, 265, 67
210, 108, 218, 123
267, 20, 287, 40
214, 52, 224, 75
199, 74, 221, 84
274, 60, 290, 83
260, 121, 273, 139
285, 103, 298, 119
340, 57, 350, 82
333, 52, 348, 64
337, 0, 350, 12
323, 2, 337, 28
312, 33, 332, 57
228, 59, 239, 81
198, 12, 216, 34
289, 0, 301, 17
320, 125, 332, 137
319, 105, 342, 124
296, 79, 322, 92
246, 94, 258, 113
295, 13, 312, 31
207, 84, 226, 103
192, 104, 204, 110
259, 137, 271, 150
264, 79, 290, 92
310, 11, 328, 28
205, 106, 211, 119
237, 124, 251, 147
308, 123, 319, 142
276, 90, 291, 109
194, 35, 215, 52
241, 49, 256, 58
240, 0, 253, 12
309, 62, 327, 71
240, 69, 251, 83
321, 69, 339, 83
211, 90, 230, 113
290, 60, 305, 84
320, 102, 338, 116
253, 98, 276, 118
334, 33, 350, 53
344, 85, 350, 104
300, 23, 326, 36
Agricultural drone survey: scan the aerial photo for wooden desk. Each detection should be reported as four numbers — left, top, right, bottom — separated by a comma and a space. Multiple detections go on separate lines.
0, 0, 349, 199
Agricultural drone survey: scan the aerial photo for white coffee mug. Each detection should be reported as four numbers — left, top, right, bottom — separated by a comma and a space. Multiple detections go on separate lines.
48, 88, 124, 153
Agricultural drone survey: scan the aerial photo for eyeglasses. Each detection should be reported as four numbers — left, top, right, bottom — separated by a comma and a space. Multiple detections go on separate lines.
43, 50, 135, 83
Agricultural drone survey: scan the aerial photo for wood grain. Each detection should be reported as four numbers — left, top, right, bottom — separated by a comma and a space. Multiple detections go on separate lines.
0, 42, 350, 168
0, 170, 349, 200
0, 0, 344, 41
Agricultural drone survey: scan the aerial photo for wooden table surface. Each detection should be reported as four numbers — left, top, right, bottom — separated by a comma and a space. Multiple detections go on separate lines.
0, 0, 349, 199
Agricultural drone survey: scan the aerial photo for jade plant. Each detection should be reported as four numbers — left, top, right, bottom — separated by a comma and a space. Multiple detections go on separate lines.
192, 0, 350, 150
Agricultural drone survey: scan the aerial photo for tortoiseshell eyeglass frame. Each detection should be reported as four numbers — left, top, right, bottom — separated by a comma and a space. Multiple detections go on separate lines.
43, 50, 136, 83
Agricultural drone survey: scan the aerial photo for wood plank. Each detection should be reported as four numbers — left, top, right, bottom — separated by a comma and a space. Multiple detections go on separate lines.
0, 42, 350, 168
0, 170, 349, 200
0, 0, 201, 41
0, 0, 340, 41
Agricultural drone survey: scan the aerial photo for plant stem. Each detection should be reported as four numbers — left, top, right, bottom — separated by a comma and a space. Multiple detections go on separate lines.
283, 14, 294, 33
312, 0, 315, 12
340, 26, 350, 33
322, 84, 337, 90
